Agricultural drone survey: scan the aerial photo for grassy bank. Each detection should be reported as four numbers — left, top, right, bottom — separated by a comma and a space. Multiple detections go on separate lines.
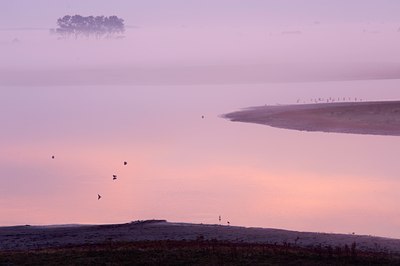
1, 240, 399, 265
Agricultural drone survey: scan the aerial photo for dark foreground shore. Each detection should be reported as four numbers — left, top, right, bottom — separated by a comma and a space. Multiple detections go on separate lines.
2, 240, 399, 265
1, 220, 400, 265
224, 101, 400, 136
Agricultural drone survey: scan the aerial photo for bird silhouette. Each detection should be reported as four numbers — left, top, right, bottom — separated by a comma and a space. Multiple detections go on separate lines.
227, 221, 230, 226
98, 194, 102, 200
113, 175, 117, 180
51, 155, 55, 159
202, 115, 204, 119
124, 161, 127, 166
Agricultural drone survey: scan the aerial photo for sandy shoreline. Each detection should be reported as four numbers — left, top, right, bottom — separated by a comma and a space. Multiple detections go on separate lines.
1, 220, 400, 253
224, 101, 400, 136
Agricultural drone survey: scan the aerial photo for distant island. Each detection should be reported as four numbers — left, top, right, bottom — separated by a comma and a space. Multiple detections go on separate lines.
50, 15, 125, 39
224, 101, 400, 136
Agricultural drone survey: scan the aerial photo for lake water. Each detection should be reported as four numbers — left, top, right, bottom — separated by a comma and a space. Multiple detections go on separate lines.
2, 79, 400, 238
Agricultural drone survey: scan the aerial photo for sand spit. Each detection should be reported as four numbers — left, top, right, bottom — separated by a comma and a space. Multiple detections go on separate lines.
1, 220, 399, 253
224, 101, 400, 136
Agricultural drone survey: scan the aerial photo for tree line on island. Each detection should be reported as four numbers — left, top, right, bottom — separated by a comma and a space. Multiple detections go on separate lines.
51, 15, 125, 39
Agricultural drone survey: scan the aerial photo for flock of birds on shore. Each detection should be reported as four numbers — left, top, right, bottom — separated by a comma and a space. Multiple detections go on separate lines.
296, 97, 364, 104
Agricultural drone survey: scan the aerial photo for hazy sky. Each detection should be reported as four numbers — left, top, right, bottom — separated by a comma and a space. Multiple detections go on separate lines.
2, 0, 400, 73
2, 0, 400, 28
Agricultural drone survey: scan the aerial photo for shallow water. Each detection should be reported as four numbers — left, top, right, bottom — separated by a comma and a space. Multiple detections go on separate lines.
1, 79, 400, 238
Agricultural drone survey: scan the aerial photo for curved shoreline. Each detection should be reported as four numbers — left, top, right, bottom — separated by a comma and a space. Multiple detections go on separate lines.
224, 101, 400, 136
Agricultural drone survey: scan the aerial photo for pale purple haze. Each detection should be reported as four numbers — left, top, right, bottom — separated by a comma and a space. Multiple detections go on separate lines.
1, 1, 400, 238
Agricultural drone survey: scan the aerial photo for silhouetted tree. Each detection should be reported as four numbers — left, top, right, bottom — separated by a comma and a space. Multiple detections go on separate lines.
51, 15, 125, 39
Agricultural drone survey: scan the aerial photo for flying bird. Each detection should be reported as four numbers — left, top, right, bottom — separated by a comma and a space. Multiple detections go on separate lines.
51, 155, 55, 159
113, 175, 117, 180
202, 115, 204, 119
124, 161, 127, 166
98, 194, 102, 200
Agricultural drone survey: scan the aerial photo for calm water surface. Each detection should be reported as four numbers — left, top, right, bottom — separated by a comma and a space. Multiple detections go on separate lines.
1, 79, 400, 238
